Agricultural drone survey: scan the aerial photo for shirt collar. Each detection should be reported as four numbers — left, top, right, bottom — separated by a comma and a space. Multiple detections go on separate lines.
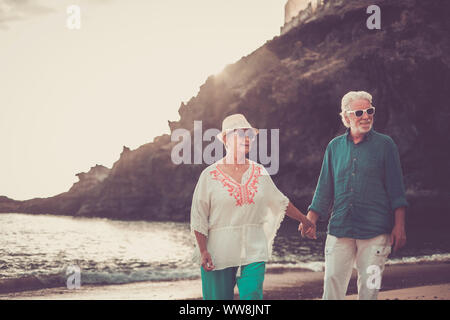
346, 128, 374, 143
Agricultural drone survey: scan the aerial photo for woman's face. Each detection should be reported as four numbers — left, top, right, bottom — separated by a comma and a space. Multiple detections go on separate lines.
224, 128, 257, 156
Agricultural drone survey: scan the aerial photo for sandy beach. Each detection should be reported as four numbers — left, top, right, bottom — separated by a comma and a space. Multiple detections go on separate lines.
1, 262, 449, 300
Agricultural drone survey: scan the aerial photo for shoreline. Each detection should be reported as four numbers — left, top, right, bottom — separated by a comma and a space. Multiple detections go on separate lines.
1, 262, 449, 300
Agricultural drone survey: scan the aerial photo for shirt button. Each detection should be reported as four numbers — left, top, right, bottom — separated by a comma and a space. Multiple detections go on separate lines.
353, 158, 356, 161
352, 173, 355, 176
350, 188, 353, 192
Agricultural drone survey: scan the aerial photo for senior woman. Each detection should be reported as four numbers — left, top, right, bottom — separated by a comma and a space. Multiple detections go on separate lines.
190, 113, 313, 300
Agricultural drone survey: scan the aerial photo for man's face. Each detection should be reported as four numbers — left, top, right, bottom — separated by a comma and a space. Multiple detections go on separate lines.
345, 99, 374, 134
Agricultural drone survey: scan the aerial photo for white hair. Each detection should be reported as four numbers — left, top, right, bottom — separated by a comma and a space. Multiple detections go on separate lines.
339, 91, 373, 128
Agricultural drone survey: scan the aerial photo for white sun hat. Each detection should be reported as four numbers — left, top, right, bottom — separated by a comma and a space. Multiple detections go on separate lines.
216, 113, 259, 143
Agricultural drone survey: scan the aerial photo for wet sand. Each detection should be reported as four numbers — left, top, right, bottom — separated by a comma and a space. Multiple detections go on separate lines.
1, 262, 449, 300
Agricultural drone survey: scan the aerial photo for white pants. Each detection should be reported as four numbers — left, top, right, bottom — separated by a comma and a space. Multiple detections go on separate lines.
322, 233, 391, 300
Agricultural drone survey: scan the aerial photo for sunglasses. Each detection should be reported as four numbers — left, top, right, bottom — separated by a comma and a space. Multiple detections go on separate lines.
346, 107, 375, 117
226, 129, 257, 140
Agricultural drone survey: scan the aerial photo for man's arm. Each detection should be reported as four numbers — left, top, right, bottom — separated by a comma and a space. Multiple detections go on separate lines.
307, 144, 334, 221
384, 138, 408, 211
384, 138, 408, 253
391, 206, 407, 253
306, 210, 320, 224
394, 207, 406, 227
301, 144, 334, 239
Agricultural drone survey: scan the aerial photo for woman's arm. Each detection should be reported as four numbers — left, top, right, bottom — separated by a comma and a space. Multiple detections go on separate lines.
285, 201, 314, 233
194, 231, 208, 254
194, 231, 215, 271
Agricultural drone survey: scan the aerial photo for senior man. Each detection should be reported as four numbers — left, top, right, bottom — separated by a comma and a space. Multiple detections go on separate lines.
300, 91, 408, 300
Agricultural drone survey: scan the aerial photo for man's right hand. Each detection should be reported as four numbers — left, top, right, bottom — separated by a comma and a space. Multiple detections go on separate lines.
299, 211, 319, 239
201, 251, 215, 272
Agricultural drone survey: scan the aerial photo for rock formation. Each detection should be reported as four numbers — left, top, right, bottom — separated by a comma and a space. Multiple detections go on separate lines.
70, 164, 110, 194
282, 0, 343, 34
1, 0, 449, 229
285, 0, 323, 24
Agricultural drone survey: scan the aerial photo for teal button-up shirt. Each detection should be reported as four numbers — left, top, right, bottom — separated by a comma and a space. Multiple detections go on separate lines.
308, 129, 408, 239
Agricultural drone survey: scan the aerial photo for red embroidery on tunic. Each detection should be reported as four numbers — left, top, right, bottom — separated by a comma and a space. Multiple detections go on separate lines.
247, 166, 262, 204
210, 164, 262, 206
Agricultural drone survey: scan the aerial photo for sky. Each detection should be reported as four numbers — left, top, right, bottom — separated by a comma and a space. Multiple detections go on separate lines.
0, 0, 287, 200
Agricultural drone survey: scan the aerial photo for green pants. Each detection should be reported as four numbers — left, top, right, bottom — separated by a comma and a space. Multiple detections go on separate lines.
200, 261, 266, 300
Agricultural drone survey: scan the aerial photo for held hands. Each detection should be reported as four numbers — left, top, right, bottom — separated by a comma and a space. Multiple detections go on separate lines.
286, 202, 317, 239
200, 250, 215, 272
298, 211, 318, 239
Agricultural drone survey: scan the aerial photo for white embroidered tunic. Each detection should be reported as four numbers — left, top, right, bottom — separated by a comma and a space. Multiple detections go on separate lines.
190, 160, 289, 271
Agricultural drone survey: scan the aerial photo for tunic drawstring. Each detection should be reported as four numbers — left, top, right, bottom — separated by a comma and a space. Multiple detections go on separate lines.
238, 225, 247, 278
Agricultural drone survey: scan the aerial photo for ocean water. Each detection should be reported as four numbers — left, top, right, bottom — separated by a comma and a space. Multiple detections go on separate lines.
1, 213, 449, 292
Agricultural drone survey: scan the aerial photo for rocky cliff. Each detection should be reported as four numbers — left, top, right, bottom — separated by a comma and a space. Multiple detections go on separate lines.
1, 0, 449, 228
